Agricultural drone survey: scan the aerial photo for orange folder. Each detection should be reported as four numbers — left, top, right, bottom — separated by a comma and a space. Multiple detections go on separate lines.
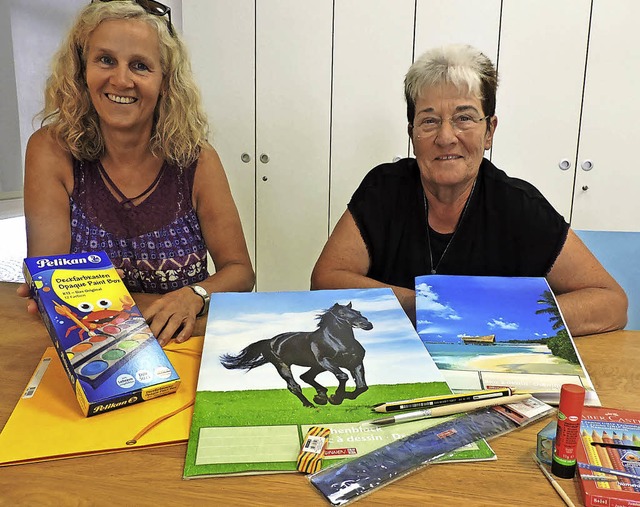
0, 337, 203, 466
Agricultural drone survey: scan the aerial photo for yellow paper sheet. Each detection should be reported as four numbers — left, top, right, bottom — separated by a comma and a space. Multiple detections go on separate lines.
0, 336, 203, 466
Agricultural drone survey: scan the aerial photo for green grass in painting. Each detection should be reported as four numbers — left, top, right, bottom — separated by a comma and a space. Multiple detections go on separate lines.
184, 381, 449, 477
192, 382, 449, 426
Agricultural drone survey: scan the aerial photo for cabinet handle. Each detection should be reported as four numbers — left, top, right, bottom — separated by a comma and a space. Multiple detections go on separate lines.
260, 153, 270, 164
262, 176, 268, 182
581, 159, 594, 171
582, 185, 589, 191
558, 159, 572, 171
241, 153, 252, 163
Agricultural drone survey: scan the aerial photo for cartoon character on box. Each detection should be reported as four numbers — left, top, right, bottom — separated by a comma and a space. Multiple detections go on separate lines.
54, 295, 142, 340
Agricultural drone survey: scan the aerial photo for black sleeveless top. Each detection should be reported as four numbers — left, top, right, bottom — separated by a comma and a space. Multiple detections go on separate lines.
348, 157, 569, 290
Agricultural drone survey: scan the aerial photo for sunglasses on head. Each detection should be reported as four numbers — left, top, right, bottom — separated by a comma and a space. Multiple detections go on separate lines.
93, 0, 174, 36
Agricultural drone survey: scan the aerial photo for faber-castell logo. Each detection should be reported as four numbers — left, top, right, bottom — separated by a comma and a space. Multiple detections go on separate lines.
35, 254, 102, 269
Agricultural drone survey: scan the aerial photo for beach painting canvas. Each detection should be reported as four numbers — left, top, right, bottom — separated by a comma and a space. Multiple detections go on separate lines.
183, 287, 494, 478
415, 275, 599, 406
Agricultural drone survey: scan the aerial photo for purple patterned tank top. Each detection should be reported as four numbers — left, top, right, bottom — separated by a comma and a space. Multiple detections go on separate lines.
70, 158, 209, 293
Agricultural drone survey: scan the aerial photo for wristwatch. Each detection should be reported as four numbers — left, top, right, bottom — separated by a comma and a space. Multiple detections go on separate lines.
189, 284, 210, 317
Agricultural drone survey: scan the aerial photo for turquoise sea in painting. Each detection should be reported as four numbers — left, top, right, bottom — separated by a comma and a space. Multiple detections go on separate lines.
423, 342, 551, 370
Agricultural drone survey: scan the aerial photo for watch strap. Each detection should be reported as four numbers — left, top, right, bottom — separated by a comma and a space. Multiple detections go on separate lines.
189, 285, 210, 317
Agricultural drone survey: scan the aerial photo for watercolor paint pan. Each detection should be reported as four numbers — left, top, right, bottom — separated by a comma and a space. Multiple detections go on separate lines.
101, 316, 148, 341
67, 334, 118, 368
65, 316, 147, 369
76, 330, 155, 389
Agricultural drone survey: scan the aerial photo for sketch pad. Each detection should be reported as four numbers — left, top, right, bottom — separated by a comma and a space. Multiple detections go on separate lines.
184, 289, 497, 478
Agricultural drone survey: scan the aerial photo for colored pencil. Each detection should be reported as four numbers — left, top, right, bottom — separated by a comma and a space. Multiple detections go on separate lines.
592, 441, 640, 451
615, 432, 640, 492
581, 429, 611, 490
369, 393, 531, 426
532, 453, 577, 507
603, 430, 635, 491
371, 387, 513, 413
592, 429, 620, 490
580, 474, 618, 481
578, 462, 640, 481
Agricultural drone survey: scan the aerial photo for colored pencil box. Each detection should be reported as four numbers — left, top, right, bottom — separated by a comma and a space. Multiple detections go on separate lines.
23, 251, 180, 417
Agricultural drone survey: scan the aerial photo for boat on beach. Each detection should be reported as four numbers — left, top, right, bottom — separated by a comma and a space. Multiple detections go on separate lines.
461, 334, 496, 345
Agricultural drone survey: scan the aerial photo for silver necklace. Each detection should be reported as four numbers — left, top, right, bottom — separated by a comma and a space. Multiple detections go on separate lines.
423, 180, 476, 274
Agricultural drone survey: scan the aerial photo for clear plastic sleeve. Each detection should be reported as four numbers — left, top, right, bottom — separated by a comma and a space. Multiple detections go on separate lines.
309, 407, 522, 505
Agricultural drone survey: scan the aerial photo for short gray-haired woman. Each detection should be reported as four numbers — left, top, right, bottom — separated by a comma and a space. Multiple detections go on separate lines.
312, 44, 627, 336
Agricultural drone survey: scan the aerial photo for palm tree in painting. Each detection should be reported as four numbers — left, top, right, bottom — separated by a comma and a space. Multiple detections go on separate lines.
536, 290, 578, 364
535, 290, 565, 331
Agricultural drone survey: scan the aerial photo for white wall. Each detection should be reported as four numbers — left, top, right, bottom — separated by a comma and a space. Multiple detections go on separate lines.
0, 1, 22, 197
0, 0, 85, 212
0, 0, 182, 214
0, 0, 182, 278
11, 0, 86, 172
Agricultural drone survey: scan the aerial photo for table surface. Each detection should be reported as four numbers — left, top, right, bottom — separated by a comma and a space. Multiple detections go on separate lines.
1, 281, 638, 507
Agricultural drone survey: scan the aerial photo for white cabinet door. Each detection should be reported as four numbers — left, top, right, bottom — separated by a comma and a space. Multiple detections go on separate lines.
330, 0, 415, 231
182, 0, 256, 269
414, 0, 501, 65
184, 1, 332, 292
491, 0, 590, 221
255, 0, 332, 291
572, 0, 640, 231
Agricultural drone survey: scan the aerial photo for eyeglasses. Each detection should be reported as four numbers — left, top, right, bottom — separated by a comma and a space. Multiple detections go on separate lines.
413, 113, 490, 136
93, 0, 174, 36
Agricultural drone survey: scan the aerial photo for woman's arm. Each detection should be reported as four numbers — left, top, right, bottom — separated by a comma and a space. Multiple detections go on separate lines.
18, 128, 74, 313
24, 128, 74, 256
144, 146, 255, 345
311, 210, 416, 322
547, 228, 628, 336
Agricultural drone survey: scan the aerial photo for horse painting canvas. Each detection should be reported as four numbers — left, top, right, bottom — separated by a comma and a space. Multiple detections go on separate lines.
220, 302, 372, 407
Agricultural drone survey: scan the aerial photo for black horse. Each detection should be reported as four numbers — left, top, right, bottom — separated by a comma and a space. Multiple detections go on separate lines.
219, 302, 373, 407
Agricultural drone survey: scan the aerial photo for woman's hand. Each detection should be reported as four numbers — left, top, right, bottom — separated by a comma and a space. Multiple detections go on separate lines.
134, 287, 205, 346
16, 283, 40, 314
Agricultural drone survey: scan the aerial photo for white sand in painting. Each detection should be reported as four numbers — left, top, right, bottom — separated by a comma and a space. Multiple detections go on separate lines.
465, 352, 581, 375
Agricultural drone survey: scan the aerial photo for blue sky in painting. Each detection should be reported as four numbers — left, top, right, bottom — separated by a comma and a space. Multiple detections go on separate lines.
198, 288, 445, 392
415, 275, 565, 343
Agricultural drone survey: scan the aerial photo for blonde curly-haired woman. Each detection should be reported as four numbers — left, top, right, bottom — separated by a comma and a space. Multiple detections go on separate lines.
19, 0, 254, 345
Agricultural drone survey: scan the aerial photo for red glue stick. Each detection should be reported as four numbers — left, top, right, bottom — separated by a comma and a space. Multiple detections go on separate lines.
551, 383, 585, 478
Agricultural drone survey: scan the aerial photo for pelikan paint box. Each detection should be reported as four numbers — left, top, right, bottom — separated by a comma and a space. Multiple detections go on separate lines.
23, 251, 180, 417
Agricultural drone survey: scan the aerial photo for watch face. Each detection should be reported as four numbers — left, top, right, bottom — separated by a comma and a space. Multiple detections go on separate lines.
192, 285, 207, 297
